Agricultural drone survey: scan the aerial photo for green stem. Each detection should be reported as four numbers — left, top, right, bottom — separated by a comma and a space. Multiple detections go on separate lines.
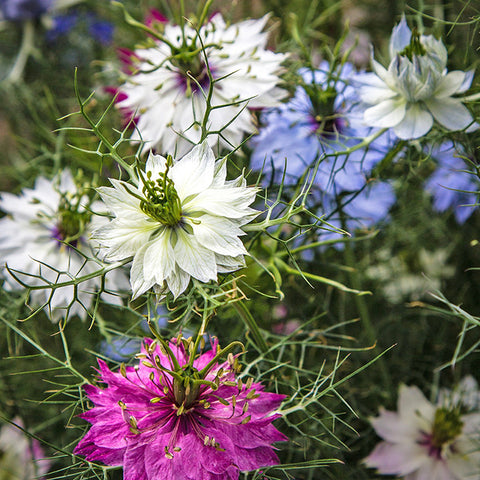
188, 310, 210, 368
276, 258, 370, 296
276, 230, 379, 257
5, 20, 34, 83
233, 301, 271, 358
343, 240, 393, 390
198, 341, 245, 377
0, 315, 88, 383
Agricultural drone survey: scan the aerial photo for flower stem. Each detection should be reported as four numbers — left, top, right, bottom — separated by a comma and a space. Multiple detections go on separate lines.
343, 240, 393, 390
275, 258, 371, 296
233, 301, 271, 358
5, 20, 34, 83
188, 311, 210, 368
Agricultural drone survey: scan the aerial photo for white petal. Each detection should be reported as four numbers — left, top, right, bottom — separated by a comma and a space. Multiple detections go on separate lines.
364, 441, 428, 475
372, 57, 391, 84
434, 71, 469, 98
364, 98, 407, 128
93, 219, 157, 261
165, 268, 191, 299
215, 253, 245, 272
414, 459, 453, 480
131, 243, 156, 299
460, 412, 480, 435
458, 70, 474, 93
97, 181, 143, 218
389, 15, 411, 57
143, 228, 175, 285
185, 186, 258, 220
425, 97, 475, 131
370, 408, 420, 444
190, 215, 247, 256
446, 452, 479, 478
359, 83, 397, 104
397, 385, 435, 427
173, 229, 217, 283
170, 141, 215, 200
145, 153, 168, 180
393, 103, 433, 139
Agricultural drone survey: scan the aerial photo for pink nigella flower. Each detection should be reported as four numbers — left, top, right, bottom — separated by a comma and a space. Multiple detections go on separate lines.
74, 337, 287, 480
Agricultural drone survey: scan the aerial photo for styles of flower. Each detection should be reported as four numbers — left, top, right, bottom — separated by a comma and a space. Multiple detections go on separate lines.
359, 16, 477, 139
364, 384, 480, 479
74, 336, 287, 480
114, 11, 286, 156
250, 61, 396, 245
0, 170, 128, 322
93, 141, 258, 299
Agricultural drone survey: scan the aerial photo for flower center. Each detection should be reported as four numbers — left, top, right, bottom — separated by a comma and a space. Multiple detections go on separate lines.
399, 28, 426, 60
304, 84, 345, 137
173, 365, 202, 410
51, 196, 91, 247
172, 46, 212, 96
431, 407, 463, 449
139, 157, 183, 226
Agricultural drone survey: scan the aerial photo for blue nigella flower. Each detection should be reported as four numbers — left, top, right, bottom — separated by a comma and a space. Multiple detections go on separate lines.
86, 13, 114, 45
47, 10, 114, 45
0, 0, 51, 21
425, 142, 479, 223
250, 61, 396, 244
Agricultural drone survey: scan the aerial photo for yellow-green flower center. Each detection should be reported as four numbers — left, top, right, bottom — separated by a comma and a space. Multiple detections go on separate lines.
173, 365, 202, 410
139, 157, 183, 226
431, 407, 463, 448
54, 194, 91, 245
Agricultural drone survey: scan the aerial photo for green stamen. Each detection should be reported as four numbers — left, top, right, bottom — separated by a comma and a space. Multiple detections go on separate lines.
431, 407, 463, 448
55, 194, 91, 244
399, 28, 426, 60
139, 156, 182, 226
173, 365, 202, 409
303, 84, 340, 136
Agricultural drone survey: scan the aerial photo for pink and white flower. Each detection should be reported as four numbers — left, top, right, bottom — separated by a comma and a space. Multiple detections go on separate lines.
365, 384, 480, 479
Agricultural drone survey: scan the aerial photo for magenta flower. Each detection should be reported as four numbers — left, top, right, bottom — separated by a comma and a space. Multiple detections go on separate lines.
74, 337, 287, 480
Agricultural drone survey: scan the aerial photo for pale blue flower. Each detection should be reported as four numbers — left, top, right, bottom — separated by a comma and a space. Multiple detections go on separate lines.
250, 61, 396, 245
425, 142, 478, 223
251, 61, 392, 188
359, 16, 477, 139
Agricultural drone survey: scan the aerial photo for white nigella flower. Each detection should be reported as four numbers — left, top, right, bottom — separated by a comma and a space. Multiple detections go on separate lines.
359, 16, 477, 139
364, 384, 480, 479
439, 376, 480, 413
93, 141, 258, 299
0, 170, 128, 322
116, 12, 287, 156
